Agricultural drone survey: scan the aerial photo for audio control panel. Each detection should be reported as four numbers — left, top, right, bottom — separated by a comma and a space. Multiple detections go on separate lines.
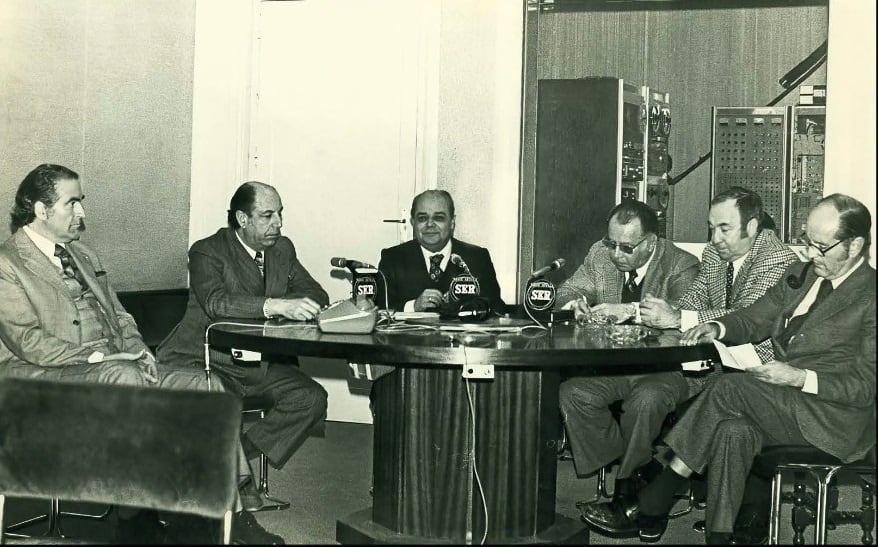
644, 87, 671, 237
787, 106, 825, 244
711, 107, 789, 241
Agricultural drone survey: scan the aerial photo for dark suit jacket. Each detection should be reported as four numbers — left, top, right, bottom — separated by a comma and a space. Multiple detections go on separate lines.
157, 227, 328, 369
0, 229, 148, 372
376, 238, 504, 312
718, 260, 876, 462
555, 237, 699, 308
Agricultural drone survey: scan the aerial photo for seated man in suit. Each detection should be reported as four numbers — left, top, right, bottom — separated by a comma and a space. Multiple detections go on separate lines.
633, 194, 875, 544
555, 200, 699, 535
0, 164, 283, 544
158, 181, 329, 512
375, 189, 504, 314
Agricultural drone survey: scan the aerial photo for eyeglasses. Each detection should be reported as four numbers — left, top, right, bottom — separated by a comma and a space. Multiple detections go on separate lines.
601, 235, 649, 254
800, 234, 846, 257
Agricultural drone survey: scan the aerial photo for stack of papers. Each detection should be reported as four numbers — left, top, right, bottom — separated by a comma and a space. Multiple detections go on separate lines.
711, 340, 761, 370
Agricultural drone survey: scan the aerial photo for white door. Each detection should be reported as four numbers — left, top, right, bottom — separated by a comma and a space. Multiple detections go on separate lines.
251, 0, 436, 422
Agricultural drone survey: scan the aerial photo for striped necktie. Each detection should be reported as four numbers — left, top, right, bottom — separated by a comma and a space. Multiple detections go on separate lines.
725, 262, 734, 308
254, 251, 265, 277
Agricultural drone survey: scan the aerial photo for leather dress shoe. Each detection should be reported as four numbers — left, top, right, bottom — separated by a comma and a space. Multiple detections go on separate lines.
730, 505, 769, 545
635, 512, 669, 543
239, 476, 268, 512
231, 510, 285, 545
579, 500, 638, 537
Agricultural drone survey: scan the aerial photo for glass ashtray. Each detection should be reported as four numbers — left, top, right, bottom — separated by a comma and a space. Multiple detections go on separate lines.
576, 312, 617, 327
605, 325, 650, 345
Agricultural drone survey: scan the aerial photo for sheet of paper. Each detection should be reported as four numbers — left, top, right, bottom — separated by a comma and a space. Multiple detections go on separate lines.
712, 340, 761, 371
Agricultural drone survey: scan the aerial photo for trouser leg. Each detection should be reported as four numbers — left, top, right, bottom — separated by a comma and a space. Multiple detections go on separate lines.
238, 362, 328, 469
3, 361, 148, 387
559, 374, 632, 477
665, 374, 810, 534
617, 371, 689, 478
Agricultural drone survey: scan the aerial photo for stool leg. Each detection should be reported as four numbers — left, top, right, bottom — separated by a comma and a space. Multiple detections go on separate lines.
253, 409, 290, 512
814, 467, 840, 545
769, 470, 783, 545
860, 478, 874, 545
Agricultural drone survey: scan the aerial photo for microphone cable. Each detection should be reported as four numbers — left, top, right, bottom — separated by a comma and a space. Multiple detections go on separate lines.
461, 345, 490, 545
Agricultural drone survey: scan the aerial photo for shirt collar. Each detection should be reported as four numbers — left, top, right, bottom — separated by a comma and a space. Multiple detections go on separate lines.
23, 225, 62, 261
827, 256, 864, 288
234, 229, 258, 260
420, 239, 453, 271
634, 246, 656, 281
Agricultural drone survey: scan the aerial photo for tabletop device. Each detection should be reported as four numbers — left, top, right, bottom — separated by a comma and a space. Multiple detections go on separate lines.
317, 295, 377, 334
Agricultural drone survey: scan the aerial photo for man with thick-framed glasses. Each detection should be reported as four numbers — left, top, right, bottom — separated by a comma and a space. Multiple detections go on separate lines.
554, 199, 700, 535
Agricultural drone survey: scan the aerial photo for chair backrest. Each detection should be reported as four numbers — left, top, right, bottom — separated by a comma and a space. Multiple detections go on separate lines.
0, 378, 241, 519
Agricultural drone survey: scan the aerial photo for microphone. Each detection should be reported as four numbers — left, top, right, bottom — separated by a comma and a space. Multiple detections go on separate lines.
530, 258, 566, 279
450, 253, 473, 277
786, 261, 812, 289
330, 257, 375, 270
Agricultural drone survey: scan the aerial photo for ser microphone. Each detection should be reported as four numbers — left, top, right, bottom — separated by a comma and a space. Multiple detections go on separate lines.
450, 253, 473, 277
786, 261, 812, 289
330, 257, 375, 270
530, 258, 566, 279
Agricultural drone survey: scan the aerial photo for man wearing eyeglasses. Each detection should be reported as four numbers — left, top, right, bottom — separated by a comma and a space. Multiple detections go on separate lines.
632, 194, 875, 544
555, 200, 699, 536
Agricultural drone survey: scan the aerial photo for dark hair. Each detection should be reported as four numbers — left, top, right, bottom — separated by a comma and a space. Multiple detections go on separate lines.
411, 190, 455, 218
10, 164, 79, 232
711, 186, 764, 235
819, 193, 872, 257
227, 182, 260, 228
606, 199, 659, 236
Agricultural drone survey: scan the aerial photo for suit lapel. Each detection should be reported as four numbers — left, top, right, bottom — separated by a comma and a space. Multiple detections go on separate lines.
641, 240, 667, 296
264, 245, 289, 297
66, 244, 122, 332
802, 262, 871, 327
224, 228, 266, 296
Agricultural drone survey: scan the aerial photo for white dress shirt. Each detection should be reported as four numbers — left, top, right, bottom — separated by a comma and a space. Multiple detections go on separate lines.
403, 240, 453, 312
680, 251, 750, 331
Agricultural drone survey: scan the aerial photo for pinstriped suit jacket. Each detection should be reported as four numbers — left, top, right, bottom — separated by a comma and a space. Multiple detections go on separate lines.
678, 229, 799, 363
555, 237, 699, 309
0, 229, 148, 371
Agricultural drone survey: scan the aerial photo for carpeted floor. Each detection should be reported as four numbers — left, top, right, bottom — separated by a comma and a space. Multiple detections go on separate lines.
3, 420, 872, 544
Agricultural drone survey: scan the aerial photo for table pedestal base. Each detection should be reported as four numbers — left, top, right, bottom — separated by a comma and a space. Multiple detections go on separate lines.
337, 509, 589, 544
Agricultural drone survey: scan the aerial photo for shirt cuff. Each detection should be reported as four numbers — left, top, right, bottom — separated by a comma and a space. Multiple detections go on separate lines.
87, 351, 105, 364
404, 299, 416, 312
708, 320, 727, 339
262, 299, 273, 319
801, 369, 819, 394
680, 309, 699, 331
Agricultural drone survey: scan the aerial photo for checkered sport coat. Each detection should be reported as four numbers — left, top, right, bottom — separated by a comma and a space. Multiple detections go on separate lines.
555, 237, 699, 309
678, 228, 799, 363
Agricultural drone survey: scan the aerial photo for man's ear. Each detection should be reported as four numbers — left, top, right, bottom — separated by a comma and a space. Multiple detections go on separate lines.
746, 217, 759, 237
848, 236, 865, 258
235, 210, 249, 227
34, 201, 49, 220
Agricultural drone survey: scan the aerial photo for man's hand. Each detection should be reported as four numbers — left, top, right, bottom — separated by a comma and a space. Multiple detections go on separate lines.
680, 323, 720, 346
267, 297, 322, 321
590, 303, 632, 324
639, 294, 682, 329
414, 289, 444, 312
102, 349, 159, 384
749, 361, 807, 388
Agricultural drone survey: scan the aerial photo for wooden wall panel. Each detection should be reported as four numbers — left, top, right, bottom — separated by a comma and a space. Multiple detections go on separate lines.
530, 5, 827, 243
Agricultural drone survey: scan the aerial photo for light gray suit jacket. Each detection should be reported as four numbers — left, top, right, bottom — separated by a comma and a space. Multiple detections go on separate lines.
0, 229, 148, 372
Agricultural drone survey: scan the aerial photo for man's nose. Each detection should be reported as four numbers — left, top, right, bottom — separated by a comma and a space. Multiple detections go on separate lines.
271, 213, 282, 228
73, 202, 85, 218
710, 230, 722, 245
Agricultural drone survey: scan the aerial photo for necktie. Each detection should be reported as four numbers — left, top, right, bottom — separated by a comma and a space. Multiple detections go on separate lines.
778, 279, 834, 349
621, 271, 640, 303
429, 254, 443, 283
54, 244, 86, 290
254, 251, 265, 277
725, 262, 734, 308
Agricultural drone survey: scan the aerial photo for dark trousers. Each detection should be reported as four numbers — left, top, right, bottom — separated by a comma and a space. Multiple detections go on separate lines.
212, 358, 327, 470
664, 373, 811, 534
559, 371, 690, 478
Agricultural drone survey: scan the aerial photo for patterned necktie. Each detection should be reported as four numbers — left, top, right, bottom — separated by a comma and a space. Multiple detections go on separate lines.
621, 271, 640, 303
778, 278, 834, 349
429, 254, 443, 283
725, 262, 734, 308
54, 244, 86, 290
254, 251, 265, 277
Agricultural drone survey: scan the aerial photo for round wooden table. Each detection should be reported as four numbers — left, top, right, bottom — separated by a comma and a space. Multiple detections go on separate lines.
209, 318, 716, 544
